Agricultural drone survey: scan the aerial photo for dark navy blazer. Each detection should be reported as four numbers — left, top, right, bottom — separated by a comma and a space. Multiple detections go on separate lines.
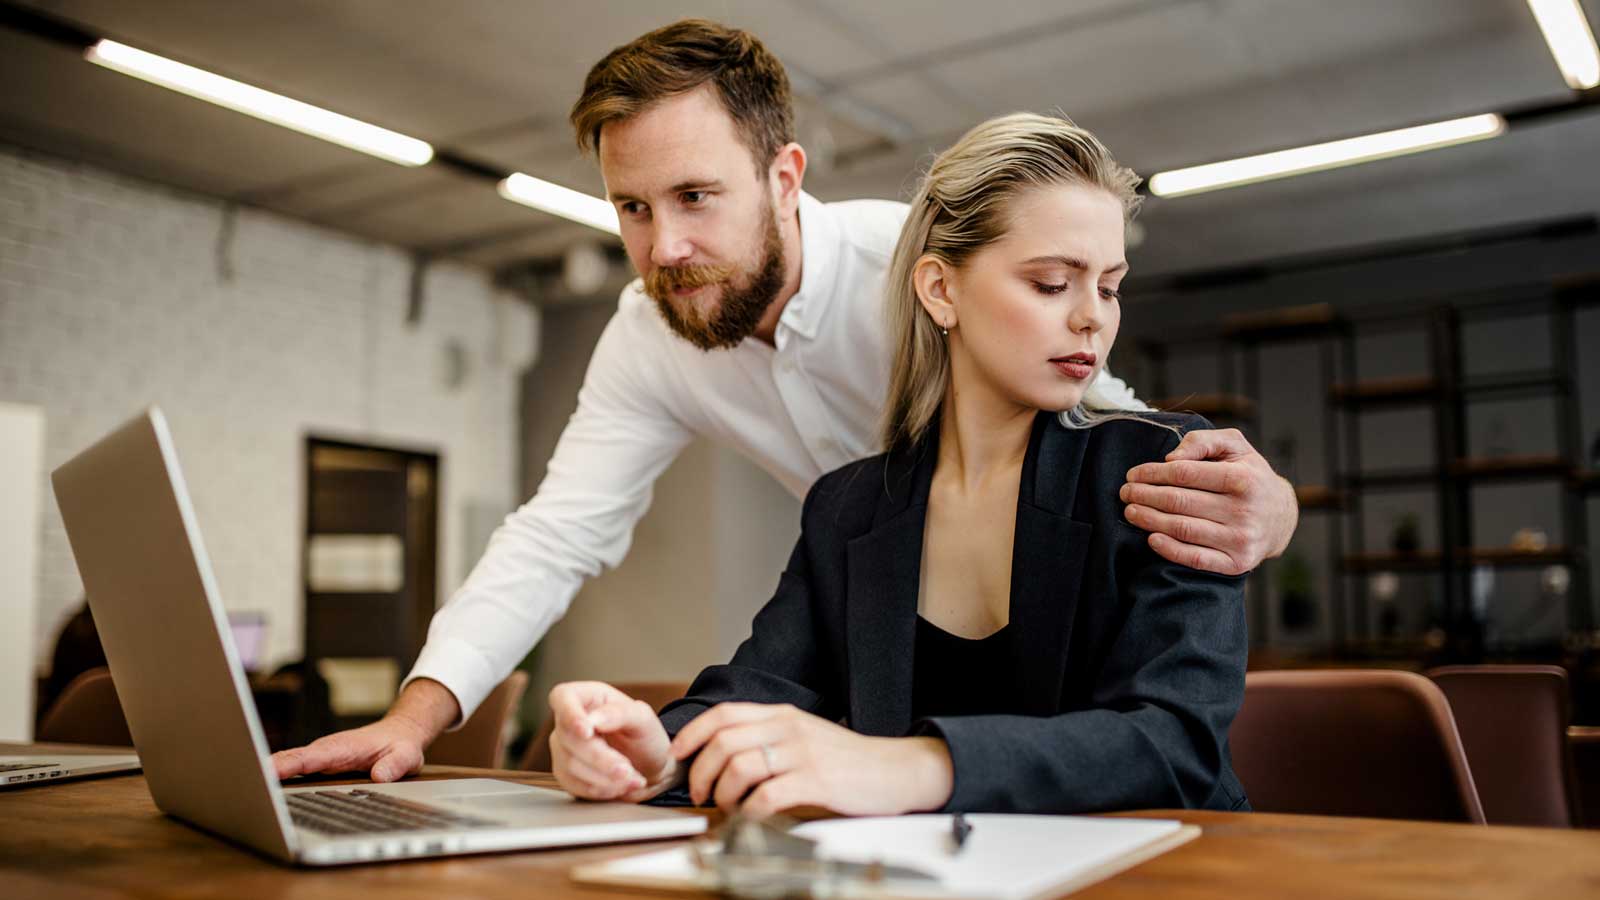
657, 410, 1251, 814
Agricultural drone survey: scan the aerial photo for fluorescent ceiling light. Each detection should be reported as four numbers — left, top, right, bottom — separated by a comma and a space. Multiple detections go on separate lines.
1526, 0, 1600, 90
1147, 114, 1507, 198
498, 173, 620, 235
85, 39, 433, 166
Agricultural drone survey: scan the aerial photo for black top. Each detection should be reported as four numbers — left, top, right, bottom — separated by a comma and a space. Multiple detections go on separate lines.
656, 410, 1251, 814
911, 617, 1020, 720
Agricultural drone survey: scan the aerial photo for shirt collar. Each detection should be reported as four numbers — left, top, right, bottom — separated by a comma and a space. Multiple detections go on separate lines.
776, 192, 839, 343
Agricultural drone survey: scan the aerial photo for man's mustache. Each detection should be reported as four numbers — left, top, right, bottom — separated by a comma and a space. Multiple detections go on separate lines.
645, 263, 735, 300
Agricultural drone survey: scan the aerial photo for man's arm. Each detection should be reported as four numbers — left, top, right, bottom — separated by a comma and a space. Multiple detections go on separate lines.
271, 305, 694, 781
1119, 427, 1298, 576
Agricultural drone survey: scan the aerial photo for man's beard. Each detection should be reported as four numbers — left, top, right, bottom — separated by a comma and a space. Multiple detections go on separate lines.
644, 209, 786, 352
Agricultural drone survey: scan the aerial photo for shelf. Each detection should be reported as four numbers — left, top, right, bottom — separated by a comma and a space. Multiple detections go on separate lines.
1447, 455, 1574, 481
1294, 485, 1344, 511
1340, 458, 1573, 490
1221, 303, 1344, 342
1347, 468, 1439, 490
1329, 375, 1439, 407
1342, 547, 1575, 572
1150, 393, 1256, 421
1462, 370, 1568, 399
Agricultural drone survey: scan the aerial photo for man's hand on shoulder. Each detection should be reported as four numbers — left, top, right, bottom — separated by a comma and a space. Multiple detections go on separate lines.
1119, 427, 1297, 576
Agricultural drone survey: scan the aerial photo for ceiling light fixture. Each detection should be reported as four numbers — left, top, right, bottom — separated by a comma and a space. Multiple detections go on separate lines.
84, 39, 434, 166
497, 173, 619, 235
1147, 114, 1507, 198
1526, 0, 1600, 90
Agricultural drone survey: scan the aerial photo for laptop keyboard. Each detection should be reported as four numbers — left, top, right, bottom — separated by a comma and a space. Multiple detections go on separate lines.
287, 789, 502, 835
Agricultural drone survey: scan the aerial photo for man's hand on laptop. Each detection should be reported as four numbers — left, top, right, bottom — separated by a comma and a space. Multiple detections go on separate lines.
270, 678, 460, 782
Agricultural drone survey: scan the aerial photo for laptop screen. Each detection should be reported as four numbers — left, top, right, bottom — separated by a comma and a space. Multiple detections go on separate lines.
227, 613, 267, 672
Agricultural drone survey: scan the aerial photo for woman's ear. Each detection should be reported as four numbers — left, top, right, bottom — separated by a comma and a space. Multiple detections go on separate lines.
912, 255, 958, 331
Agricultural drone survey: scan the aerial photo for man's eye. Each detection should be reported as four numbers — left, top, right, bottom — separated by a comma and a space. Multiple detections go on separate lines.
619, 201, 645, 216
682, 191, 706, 205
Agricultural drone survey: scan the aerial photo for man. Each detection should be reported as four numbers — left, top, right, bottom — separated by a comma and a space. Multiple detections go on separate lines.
273, 19, 1297, 785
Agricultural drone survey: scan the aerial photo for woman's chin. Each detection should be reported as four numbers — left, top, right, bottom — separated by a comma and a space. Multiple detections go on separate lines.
1028, 385, 1089, 413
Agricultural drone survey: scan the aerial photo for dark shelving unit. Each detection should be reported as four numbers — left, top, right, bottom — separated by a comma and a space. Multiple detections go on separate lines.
1139, 275, 1600, 663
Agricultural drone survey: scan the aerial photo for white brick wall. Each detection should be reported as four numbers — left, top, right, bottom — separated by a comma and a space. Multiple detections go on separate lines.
0, 145, 539, 673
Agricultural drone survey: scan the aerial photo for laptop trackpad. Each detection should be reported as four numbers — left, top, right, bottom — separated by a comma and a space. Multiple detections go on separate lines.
442, 791, 573, 810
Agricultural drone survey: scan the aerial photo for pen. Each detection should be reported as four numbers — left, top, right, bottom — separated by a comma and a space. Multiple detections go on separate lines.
950, 813, 972, 853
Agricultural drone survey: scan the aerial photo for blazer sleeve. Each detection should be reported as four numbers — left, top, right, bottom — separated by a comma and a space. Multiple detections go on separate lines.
647, 484, 848, 804
915, 526, 1248, 813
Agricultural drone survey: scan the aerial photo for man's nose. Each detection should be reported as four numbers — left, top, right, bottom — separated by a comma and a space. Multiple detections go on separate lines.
650, 215, 694, 268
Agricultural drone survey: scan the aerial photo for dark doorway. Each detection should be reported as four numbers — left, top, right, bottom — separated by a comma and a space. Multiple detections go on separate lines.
303, 438, 439, 730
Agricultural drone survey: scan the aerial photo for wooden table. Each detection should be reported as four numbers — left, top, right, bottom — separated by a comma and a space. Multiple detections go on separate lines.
3, 743, 1599, 899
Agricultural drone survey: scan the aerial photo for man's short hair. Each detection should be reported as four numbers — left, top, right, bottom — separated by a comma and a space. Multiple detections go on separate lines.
570, 19, 795, 171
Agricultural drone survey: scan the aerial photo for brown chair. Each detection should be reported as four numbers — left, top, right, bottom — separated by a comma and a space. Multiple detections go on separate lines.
1426, 665, 1579, 827
425, 671, 528, 769
1571, 726, 1600, 830
1230, 669, 1485, 823
36, 666, 133, 747
520, 681, 690, 772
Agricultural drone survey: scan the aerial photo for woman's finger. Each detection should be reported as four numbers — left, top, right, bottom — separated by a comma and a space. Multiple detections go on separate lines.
578, 749, 645, 798
740, 772, 802, 820
555, 727, 637, 780
687, 721, 786, 806
711, 747, 779, 812
560, 745, 637, 799
589, 698, 657, 737
670, 702, 786, 760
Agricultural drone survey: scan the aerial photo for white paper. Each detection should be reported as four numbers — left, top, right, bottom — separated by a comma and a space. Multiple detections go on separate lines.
796, 815, 1183, 899
587, 814, 1186, 900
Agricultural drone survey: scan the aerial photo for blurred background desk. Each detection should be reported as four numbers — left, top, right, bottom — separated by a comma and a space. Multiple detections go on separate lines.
2, 744, 1598, 899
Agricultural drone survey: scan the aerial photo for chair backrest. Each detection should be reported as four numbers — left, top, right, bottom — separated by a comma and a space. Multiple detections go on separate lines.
37, 666, 133, 746
425, 671, 528, 769
1231, 669, 1485, 823
1426, 664, 1578, 827
520, 681, 690, 772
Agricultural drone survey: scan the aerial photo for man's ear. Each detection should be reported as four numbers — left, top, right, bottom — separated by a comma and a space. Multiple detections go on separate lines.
769, 142, 807, 220
912, 255, 958, 331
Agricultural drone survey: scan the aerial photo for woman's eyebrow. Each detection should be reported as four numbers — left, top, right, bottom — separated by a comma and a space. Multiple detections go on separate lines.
1021, 255, 1128, 274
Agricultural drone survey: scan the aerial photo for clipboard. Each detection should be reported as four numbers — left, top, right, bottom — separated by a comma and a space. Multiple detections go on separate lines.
573, 814, 1201, 900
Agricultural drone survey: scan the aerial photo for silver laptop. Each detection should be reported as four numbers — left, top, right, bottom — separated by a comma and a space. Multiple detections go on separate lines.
0, 753, 141, 788
51, 407, 705, 866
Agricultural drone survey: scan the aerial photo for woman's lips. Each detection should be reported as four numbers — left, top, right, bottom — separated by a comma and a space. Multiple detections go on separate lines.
1052, 360, 1094, 379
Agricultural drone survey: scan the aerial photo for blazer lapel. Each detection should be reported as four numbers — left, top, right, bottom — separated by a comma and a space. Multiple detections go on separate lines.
844, 438, 934, 737
1008, 413, 1093, 716
844, 413, 1095, 732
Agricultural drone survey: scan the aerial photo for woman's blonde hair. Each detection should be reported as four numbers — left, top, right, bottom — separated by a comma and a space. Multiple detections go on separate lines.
879, 112, 1144, 452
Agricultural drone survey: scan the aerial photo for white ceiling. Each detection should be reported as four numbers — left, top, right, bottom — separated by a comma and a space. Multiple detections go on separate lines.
1, 0, 1596, 284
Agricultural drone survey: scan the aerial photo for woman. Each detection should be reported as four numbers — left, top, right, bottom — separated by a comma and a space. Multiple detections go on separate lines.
547, 113, 1250, 817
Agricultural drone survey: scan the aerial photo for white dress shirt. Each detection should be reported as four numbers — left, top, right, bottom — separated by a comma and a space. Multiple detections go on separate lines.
404, 192, 1145, 721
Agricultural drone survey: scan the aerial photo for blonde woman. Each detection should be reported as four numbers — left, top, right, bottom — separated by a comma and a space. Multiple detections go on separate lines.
547, 113, 1250, 817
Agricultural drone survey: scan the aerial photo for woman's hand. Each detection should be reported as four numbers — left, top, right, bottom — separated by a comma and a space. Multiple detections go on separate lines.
548, 681, 677, 802
670, 702, 954, 818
